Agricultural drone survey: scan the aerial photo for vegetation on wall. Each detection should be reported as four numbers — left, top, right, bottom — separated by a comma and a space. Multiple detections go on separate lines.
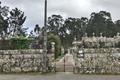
48, 33, 61, 59
10, 38, 32, 49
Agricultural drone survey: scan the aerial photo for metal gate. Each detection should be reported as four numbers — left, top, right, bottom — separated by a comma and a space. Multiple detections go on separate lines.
55, 53, 74, 72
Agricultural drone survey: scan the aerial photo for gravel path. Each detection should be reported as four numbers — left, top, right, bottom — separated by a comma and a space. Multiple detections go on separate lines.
0, 72, 120, 80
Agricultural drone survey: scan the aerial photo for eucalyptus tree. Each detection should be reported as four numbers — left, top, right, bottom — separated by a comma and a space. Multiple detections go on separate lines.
47, 15, 64, 35
87, 11, 115, 37
9, 8, 27, 37
63, 17, 85, 47
115, 20, 120, 33
80, 17, 88, 36
0, 2, 9, 39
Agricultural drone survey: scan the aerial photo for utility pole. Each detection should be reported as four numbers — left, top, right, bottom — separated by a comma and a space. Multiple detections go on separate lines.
43, 0, 47, 72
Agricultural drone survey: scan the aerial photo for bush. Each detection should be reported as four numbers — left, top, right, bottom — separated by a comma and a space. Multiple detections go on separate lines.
9, 38, 33, 49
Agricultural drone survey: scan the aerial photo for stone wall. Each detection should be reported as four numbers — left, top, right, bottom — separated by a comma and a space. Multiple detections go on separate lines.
84, 48, 120, 58
75, 48, 120, 74
0, 49, 54, 73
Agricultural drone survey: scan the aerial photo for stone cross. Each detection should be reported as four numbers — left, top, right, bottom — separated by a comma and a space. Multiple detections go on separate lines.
92, 32, 95, 37
117, 32, 120, 37
100, 33, 103, 37
85, 33, 88, 37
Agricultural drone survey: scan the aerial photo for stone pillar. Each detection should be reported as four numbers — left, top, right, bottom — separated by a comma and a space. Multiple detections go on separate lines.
117, 32, 120, 37
92, 32, 95, 37
61, 47, 65, 55
85, 33, 88, 38
51, 42, 55, 53
51, 42, 55, 60
100, 33, 103, 37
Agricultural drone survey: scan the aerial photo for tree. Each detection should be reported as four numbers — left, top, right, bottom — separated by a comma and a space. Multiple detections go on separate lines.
86, 11, 115, 37
80, 17, 88, 36
0, 2, 9, 39
63, 17, 87, 48
47, 15, 64, 35
0, 14, 8, 39
115, 20, 120, 33
28, 30, 34, 38
9, 8, 27, 37
34, 24, 41, 37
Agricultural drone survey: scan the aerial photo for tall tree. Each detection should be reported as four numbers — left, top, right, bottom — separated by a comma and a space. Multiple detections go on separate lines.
115, 20, 120, 33
47, 15, 64, 35
63, 17, 87, 48
0, 2, 9, 39
9, 8, 27, 37
80, 17, 88, 36
86, 11, 115, 37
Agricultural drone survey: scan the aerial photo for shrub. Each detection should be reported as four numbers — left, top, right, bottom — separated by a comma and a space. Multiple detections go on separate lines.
10, 38, 33, 49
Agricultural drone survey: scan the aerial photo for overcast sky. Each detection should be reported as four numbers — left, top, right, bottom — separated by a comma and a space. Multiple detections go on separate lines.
1, 0, 120, 31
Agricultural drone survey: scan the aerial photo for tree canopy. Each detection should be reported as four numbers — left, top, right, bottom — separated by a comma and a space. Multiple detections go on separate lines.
47, 11, 120, 48
1, 1, 120, 49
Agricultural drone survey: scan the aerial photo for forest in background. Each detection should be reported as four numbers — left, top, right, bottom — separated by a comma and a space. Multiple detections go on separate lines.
1, 1, 120, 48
